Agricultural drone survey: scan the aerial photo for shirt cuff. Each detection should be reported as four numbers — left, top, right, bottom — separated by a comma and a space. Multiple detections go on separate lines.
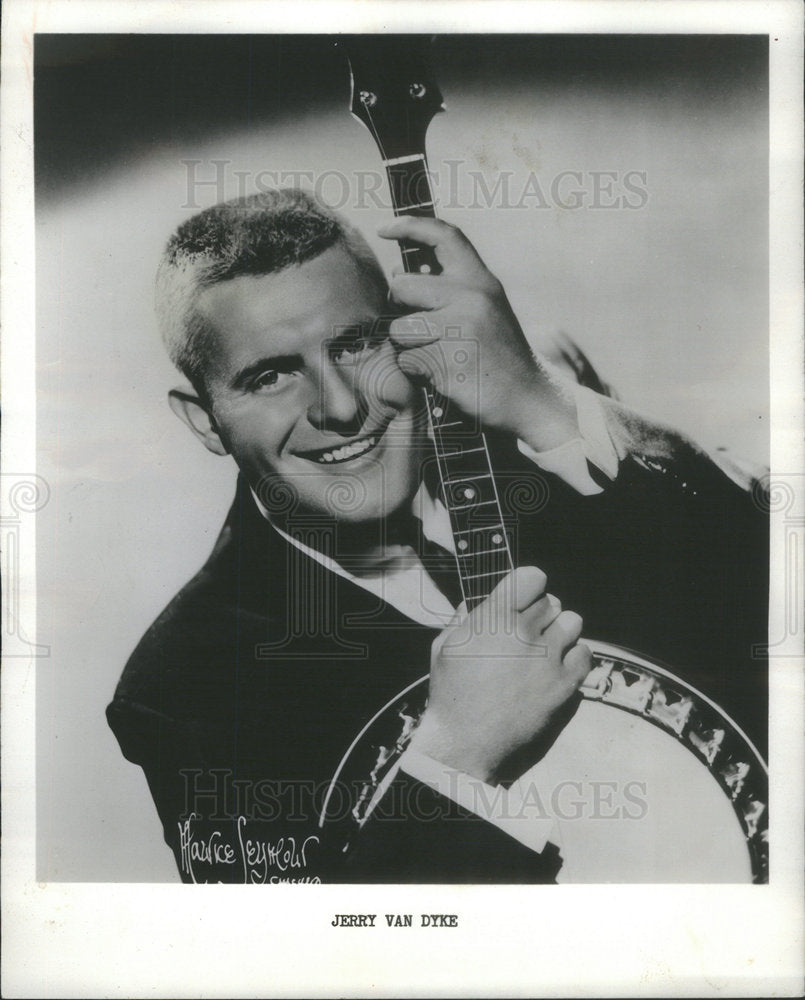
517, 383, 623, 495
398, 746, 556, 854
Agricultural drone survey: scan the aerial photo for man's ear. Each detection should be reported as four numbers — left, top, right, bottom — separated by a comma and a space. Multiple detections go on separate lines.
168, 386, 229, 456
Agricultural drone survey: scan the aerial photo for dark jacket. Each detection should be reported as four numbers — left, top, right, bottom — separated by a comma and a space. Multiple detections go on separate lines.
107, 433, 768, 883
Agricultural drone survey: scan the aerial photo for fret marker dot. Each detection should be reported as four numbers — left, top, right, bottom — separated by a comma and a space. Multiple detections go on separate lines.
462, 487, 476, 500
419, 264, 431, 274
457, 539, 469, 551
492, 533, 503, 545
432, 406, 443, 418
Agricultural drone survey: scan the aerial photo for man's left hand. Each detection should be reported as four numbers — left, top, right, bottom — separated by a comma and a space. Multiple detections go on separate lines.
379, 216, 579, 450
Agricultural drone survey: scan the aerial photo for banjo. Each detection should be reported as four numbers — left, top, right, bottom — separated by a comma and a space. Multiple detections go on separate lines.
319, 38, 768, 883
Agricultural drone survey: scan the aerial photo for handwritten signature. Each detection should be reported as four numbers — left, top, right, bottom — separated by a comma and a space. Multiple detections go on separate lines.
177, 814, 321, 884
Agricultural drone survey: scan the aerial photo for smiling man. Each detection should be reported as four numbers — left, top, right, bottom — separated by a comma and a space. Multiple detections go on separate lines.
167, 239, 429, 530
107, 189, 768, 884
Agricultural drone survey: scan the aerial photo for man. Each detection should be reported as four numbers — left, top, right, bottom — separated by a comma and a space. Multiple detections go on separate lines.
107, 189, 767, 884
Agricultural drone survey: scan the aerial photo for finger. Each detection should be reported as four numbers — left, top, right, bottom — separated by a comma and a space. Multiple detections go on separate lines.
513, 566, 548, 611
378, 217, 484, 274
388, 314, 439, 349
482, 566, 547, 620
521, 592, 562, 632
396, 344, 445, 384
545, 610, 584, 655
389, 274, 454, 311
563, 642, 593, 686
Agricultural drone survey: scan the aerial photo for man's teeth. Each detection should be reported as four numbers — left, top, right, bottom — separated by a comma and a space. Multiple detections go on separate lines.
316, 436, 377, 464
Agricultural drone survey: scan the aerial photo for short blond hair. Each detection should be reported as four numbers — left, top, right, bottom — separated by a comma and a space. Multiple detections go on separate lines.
155, 189, 386, 391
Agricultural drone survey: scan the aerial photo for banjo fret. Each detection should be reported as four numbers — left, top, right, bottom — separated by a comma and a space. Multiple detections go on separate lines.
441, 445, 486, 457
454, 523, 507, 537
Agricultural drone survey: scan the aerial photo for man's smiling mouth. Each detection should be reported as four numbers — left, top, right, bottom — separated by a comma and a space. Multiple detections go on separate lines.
298, 431, 383, 465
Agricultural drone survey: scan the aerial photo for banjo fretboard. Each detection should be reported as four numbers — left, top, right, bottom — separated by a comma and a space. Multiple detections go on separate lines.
347, 40, 515, 610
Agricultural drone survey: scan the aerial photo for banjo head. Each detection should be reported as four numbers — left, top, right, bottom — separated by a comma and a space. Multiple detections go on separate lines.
321, 640, 768, 884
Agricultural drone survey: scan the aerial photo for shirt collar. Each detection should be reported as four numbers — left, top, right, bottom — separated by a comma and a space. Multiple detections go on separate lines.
411, 480, 455, 553
250, 477, 456, 571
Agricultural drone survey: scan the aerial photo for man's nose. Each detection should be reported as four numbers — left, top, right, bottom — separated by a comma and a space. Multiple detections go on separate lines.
307, 366, 366, 435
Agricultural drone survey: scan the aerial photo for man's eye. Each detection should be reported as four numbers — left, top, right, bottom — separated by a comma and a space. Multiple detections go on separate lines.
251, 370, 292, 392
331, 331, 387, 364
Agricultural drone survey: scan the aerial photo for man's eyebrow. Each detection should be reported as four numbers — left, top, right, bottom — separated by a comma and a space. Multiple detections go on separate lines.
326, 317, 389, 347
230, 354, 303, 389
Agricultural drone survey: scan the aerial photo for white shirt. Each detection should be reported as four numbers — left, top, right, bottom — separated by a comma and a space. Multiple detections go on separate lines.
254, 383, 621, 854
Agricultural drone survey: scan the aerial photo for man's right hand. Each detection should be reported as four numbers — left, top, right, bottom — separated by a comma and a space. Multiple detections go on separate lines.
411, 566, 592, 786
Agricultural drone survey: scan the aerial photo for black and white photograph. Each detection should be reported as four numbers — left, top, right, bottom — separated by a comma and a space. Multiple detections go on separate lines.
3, 0, 803, 996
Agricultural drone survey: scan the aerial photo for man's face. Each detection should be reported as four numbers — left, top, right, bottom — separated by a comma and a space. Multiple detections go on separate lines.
195, 243, 427, 523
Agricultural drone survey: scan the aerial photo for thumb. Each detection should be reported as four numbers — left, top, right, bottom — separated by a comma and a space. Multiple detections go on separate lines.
396, 344, 447, 388
563, 642, 593, 687
431, 600, 469, 658
396, 351, 430, 379
487, 566, 547, 617
388, 313, 438, 348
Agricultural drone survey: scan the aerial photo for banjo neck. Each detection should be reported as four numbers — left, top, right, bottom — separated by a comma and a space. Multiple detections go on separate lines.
345, 38, 514, 611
